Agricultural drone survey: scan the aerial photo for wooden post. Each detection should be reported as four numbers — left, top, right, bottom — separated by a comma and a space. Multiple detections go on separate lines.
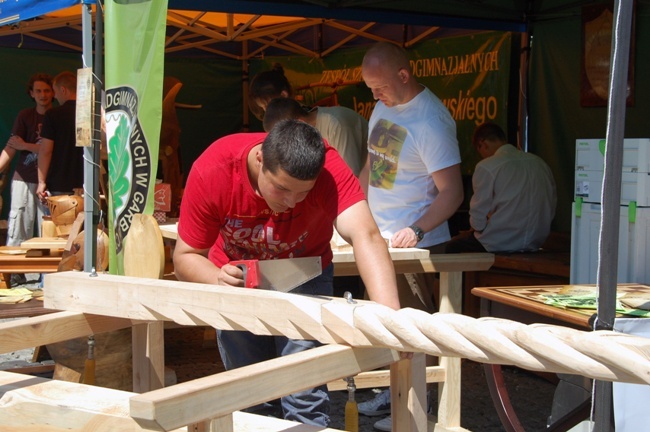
390, 352, 427, 431
132, 321, 165, 393
437, 270, 463, 430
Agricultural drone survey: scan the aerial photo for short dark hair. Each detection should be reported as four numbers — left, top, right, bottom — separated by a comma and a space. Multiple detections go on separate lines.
27, 73, 53, 97
53, 71, 77, 93
263, 98, 310, 132
262, 119, 325, 181
472, 122, 507, 149
249, 63, 293, 120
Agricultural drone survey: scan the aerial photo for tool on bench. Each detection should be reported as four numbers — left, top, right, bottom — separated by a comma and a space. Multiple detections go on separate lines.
230, 256, 322, 292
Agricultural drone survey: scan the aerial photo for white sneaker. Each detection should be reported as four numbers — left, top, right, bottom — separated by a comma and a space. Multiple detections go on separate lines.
358, 389, 391, 416
374, 416, 392, 431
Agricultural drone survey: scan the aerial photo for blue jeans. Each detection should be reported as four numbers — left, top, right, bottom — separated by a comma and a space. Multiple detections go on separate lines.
217, 263, 334, 427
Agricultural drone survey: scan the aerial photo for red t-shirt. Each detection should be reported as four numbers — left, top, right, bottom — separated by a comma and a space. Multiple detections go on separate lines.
178, 132, 365, 268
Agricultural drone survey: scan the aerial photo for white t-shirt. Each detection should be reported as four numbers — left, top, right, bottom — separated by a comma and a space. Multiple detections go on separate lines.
315, 106, 368, 177
367, 86, 461, 247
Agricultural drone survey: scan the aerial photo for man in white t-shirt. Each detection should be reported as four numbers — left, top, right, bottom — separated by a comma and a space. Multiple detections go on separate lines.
360, 41, 463, 293
357, 42, 463, 431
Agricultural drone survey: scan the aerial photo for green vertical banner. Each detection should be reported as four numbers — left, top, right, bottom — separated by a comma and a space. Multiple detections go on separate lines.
104, 0, 167, 275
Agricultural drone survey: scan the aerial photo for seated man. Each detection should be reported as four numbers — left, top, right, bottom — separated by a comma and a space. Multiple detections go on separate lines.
446, 122, 557, 253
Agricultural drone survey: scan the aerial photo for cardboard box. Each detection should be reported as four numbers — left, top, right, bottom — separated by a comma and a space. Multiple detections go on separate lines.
154, 183, 172, 212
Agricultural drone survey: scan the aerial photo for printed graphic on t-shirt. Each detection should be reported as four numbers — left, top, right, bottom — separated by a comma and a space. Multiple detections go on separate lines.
368, 119, 407, 189
221, 214, 308, 260
22, 124, 43, 167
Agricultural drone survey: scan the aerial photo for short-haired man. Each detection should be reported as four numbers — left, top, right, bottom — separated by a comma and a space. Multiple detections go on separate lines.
357, 41, 464, 431
0, 73, 53, 286
37, 71, 84, 200
173, 119, 401, 427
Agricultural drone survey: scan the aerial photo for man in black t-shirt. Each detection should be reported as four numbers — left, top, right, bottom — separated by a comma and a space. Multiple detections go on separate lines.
37, 71, 84, 199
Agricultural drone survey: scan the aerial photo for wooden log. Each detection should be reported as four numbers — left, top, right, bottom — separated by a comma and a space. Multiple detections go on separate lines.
130, 345, 399, 431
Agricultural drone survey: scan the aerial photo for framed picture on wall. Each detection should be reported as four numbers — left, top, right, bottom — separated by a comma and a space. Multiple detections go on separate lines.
580, 2, 635, 107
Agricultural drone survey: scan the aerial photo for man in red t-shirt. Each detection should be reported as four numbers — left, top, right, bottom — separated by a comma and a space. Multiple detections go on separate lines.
174, 120, 400, 427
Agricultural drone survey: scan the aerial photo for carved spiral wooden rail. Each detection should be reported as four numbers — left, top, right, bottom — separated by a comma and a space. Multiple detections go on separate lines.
42, 272, 650, 386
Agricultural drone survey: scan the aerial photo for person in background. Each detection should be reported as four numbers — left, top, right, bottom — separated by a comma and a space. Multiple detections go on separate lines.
0, 73, 53, 286
249, 64, 368, 177
173, 119, 402, 428
357, 41, 464, 431
253, 68, 371, 300
36, 71, 84, 200
445, 122, 557, 253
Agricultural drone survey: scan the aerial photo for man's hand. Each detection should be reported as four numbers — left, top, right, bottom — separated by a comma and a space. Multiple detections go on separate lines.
36, 182, 48, 204
390, 227, 420, 248
7, 136, 29, 151
218, 263, 246, 287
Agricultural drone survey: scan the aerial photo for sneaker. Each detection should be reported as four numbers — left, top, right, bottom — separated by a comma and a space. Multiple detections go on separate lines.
358, 389, 391, 416
374, 416, 392, 431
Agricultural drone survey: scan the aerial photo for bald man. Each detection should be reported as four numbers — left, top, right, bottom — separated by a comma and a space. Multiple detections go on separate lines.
357, 42, 463, 431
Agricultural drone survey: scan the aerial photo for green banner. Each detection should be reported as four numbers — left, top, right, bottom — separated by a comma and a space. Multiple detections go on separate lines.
251, 31, 511, 175
105, 0, 167, 274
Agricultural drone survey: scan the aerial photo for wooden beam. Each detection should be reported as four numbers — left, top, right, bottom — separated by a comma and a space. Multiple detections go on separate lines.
0, 371, 186, 432
132, 321, 165, 393
130, 345, 398, 431
0, 371, 343, 431
390, 353, 428, 432
0, 311, 133, 354
44, 272, 347, 343
327, 365, 445, 391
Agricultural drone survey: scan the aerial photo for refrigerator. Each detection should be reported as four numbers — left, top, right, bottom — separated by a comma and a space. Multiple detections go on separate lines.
570, 138, 650, 284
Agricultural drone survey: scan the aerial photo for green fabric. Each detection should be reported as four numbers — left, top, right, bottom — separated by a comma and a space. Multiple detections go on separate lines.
251, 31, 511, 176
528, 10, 650, 232
105, 0, 168, 274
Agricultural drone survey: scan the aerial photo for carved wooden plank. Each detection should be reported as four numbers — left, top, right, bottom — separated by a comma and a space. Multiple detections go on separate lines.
44, 272, 344, 344
0, 311, 133, 354
130, 345, 399, 431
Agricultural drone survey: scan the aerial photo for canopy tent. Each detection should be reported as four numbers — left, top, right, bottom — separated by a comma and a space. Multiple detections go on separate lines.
0, 1, 640, 429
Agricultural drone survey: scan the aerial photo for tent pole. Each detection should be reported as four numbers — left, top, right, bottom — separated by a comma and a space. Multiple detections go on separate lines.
242, 40, 249, 132
593, 1, 634, 430
81, 1, 98, 274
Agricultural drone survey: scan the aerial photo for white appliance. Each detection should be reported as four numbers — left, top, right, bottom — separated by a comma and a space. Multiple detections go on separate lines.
571, 138, 650, 284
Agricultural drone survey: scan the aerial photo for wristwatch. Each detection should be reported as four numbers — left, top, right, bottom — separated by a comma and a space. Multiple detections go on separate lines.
408, 225, 424, 242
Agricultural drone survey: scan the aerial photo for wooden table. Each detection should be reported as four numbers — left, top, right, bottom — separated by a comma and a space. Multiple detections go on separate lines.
471, 284, 650, 431
0, 246, 63, 288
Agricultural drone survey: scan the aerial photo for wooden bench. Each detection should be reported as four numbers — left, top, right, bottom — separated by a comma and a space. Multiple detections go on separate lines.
463, 232, 571, 317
